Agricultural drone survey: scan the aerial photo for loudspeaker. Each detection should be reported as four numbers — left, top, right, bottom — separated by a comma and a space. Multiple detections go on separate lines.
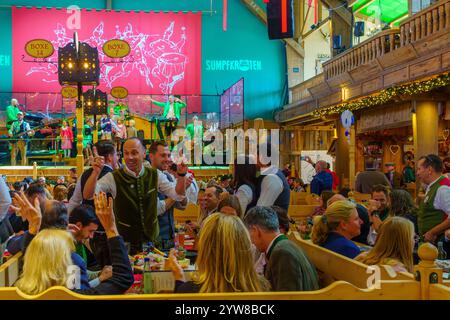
267, 0, 294, 39
354, 21, 365, 37
332, 35, 342, 49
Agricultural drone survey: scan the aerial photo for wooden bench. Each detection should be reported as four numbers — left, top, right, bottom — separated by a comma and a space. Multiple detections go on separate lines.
290, 192, 308, 205
351, 192, 372, 204
287, 205, 317, 224
173, 203, 200, 223
305, 194, 321, 205
0, 240, 447, 299
0, 253, 22, 287
288, 232, 414, 289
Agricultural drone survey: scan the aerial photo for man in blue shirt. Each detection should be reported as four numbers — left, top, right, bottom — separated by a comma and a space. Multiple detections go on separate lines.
310, 160, 333, 196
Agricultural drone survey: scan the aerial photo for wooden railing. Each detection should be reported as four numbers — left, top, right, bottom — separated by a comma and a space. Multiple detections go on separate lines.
400, 0, 450, 47
290, 74, 325, 102
0, 240, 448, 299
323, 29, 400, 79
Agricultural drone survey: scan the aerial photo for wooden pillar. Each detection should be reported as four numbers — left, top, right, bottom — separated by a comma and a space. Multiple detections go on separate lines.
349, 125, 356, 190
413, 100, 439, 160
297, 129, 304, 178
76, 105, 84, 175
335, 121, 350, 188
414, 243, 443, 300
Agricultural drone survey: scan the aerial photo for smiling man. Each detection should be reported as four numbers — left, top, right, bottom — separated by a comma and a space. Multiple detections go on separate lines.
83, 137, 192, 254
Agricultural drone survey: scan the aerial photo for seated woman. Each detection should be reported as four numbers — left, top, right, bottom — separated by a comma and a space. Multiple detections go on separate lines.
311, 191, 335, 217
217, 195, 243, 219
311, 200, 362, 259
167, 213, 269, 293
355, 216, 415, 273
14, 192, 134, 295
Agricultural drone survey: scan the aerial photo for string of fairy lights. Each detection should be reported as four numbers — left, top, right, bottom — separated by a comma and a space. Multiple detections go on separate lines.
312, 73, 450, 118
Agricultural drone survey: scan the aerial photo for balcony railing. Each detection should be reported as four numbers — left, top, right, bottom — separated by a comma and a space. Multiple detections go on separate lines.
323, 29, 400, 80
400, 0, 450, 46
322, 0, 450, 81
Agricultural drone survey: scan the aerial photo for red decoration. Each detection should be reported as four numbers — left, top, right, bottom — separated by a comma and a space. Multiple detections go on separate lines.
223, 0, 227, 31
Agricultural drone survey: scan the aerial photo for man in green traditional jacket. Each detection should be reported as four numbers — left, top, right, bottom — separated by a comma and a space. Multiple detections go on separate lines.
150, 95, 186, 121
150, 95, 186, 140
244, 206, 319, 291
83, 137, 193, 254
5, 98, 22, 130
416, 154, 450, 246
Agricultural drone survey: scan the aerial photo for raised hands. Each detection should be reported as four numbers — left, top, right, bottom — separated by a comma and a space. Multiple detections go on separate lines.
94, 192, 118, 239
89, 146, 105, 175
13, 193, 42, 235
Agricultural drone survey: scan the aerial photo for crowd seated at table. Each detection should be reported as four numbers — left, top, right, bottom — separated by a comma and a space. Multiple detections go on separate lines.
0, 143, 449, 296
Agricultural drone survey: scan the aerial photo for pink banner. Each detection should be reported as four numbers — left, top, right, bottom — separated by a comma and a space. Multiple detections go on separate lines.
12, 7, 202, 100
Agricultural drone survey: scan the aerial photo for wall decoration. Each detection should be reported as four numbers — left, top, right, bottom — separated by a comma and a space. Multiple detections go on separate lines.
12, 7, 201, 96
340, 109, 354, 144
389, 144, 400, 156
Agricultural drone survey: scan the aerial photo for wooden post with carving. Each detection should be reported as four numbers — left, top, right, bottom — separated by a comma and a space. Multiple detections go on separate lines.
414, 243, 443, 300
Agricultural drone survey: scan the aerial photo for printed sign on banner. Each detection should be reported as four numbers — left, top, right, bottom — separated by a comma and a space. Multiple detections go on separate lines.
12, 7, 202, 103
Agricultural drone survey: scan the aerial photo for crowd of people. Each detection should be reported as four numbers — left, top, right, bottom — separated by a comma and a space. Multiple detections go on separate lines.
0, 138, 448, 296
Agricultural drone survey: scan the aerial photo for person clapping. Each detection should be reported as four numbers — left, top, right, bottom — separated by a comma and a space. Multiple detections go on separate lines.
15, 192, 133, 295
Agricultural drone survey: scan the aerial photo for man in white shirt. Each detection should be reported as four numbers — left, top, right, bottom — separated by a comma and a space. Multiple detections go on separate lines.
83, 138, 193, 254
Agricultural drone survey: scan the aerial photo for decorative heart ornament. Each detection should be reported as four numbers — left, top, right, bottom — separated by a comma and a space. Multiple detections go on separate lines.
390, 145, 400, 156
443, 129, 450, 140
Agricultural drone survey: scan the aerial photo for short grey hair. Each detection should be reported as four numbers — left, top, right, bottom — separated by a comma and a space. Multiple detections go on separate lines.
244, 206, 280, 232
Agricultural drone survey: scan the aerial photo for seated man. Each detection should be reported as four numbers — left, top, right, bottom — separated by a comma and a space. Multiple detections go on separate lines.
244, 206, 319, 291
69, 204, 112, 286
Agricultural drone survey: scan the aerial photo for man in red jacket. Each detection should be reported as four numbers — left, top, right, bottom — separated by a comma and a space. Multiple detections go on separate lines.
326, 162, 339, 191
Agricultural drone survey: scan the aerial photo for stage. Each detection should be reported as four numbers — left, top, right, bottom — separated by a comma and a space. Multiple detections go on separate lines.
0, 165, 230, 183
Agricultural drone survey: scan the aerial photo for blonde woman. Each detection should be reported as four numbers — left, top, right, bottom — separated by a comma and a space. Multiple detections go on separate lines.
311, 200, 363, 259
15, 192, 133, 295
355, 216, 415, 273
167, 213, 269, 293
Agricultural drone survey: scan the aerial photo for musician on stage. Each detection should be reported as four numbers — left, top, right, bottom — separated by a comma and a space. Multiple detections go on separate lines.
185, 115, 204, 166
150, 95, 186, 139
8, 111, 34, 166
5, 99, 22, 130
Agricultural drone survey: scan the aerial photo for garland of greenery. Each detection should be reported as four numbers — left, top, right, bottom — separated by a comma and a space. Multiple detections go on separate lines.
312, 73, 450, 117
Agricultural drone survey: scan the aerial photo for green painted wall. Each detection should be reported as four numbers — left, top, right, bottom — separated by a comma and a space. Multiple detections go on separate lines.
0, 0, 286, 120
0, 8, 12, 95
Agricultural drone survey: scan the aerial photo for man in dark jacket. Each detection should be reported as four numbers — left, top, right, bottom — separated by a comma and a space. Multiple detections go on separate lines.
67, 141, 118, 267
244, 206, 319, 291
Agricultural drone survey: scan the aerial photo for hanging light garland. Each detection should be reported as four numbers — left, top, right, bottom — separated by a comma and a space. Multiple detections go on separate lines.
312, 73, 450, 117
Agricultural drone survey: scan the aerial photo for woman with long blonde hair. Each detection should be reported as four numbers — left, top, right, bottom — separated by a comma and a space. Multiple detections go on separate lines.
311, 200, 362, 259
355, 216, 415, 273
16, 229, 74, 295
168, 213, 268, 293
14, 192, 134, 296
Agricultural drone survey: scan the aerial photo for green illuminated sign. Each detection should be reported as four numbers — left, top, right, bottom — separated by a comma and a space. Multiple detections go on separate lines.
205, 59, 262, 71
0, 55, 10, 67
